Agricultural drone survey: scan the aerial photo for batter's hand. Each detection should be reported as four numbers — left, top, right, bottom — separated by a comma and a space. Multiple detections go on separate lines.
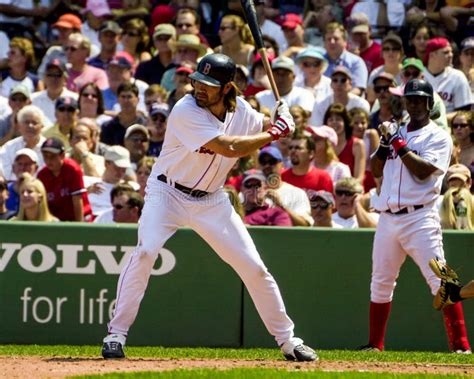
268, 100, 295, 140
378, 121, 400, 143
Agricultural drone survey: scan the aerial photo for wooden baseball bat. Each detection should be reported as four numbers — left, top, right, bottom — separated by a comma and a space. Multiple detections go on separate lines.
240, 0, 281, 102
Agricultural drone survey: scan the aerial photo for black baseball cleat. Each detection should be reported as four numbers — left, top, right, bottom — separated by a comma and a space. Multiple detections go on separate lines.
281, 338, 319, 362
102, 334, 126, 359
358, 344, 381, 352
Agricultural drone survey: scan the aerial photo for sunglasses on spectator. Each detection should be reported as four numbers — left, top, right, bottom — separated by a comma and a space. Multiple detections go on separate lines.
452, 123, 470, 129
382, 46, 401, 52
113, 204, 127, 210
58, 106, 76, 113
64, 46, 79, 52
82, 92, 98, 99
259, 157, 278, 166
129, 136, 148, 143
310, 202, 330, 210
331, 77, 348, 84
124, 31, 140, 37
151, 114, 166, 123
219, 25, 235, 31
403, 69, 420, 78
335, 189, 356, 197
244, 182, 262, 189
176, 23, 193, 29
155, 35, 172, 41
10, 95, 27, 102
374, 85, 391, 94
302, 61, 322, 68
46, 73, 63, 78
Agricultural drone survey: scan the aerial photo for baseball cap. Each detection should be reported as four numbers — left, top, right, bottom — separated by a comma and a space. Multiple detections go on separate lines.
424, 37, 450, 64
10, 84, 31, 99
460, 37, 474, 53
296, 47, 328, 72
153, 23, 176, 40
175, 65, 194, 75
271, 56, 295, 73
308, 190, 335, 206
402, 57, 424, 72
169, 34, 207, 57
53, 13, 82, 30
373, 72, 396, 85
55, 96, 78, 110
242, 169, 266, 185
382, 33, 403, 49
124, 124, 149, 140
259, 146, 283, 162
46, 58, 67, 73
348, 12, 370, 34
351, 24, 369, 34
281, 13, 303, 30
108, 51, 134, 70
15, 148, 38, 163
331, 65, 352, 80
41, 138, 65, 154
446, 164, 471, 183
104, 145, 131, 168
306, 125, 338, 147
82, 0, 112, 18
100, 20, 121, 34
149, 102, 170, 118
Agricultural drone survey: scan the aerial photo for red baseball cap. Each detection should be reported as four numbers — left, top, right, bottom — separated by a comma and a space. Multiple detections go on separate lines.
424, 37, 450, 65
53, 13, 82, 30
281, 13, 303, 30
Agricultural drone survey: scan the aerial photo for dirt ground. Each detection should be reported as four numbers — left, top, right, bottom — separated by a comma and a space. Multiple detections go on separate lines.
0, 356, 473, 378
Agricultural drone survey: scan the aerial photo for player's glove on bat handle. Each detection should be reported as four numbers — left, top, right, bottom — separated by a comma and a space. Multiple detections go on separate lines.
267, 100, 295, 140
379, 121, 411, 158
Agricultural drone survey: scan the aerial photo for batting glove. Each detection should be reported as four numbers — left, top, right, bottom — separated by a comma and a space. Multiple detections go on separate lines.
267, 100, 295, 140
378, 120, 410, 157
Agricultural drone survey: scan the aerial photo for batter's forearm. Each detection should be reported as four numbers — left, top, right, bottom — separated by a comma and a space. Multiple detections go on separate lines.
228, 133, 275, 157
400, 152, 437, 181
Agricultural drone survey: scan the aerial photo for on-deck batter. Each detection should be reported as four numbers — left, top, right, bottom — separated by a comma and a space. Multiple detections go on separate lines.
101, 53, 317, 362
360, 79, 471, 353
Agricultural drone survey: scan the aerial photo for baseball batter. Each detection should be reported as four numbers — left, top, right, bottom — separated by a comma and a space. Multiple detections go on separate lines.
101, 54, 317, 362
361, 79, 471, 353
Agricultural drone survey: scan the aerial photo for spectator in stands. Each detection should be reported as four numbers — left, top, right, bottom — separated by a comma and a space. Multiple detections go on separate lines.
146, 102, 169, 157
450, 111, 474, 169
10, 173, 58, 222
100, 82, 147, 146
93, 183, 139, 224
87, 21, 122, 71
37, 14, 83, 78
167, 63, 194, 110
302, 0, 341, 47
440, 187, 473, 230
102, 51, 148, 112
368, 73, 398, 129
458, 37, 474, 97
309, 66, 370, 127
306, 125, 351, 186
406, 22, 434, 62
214, 15, 255, 67
367, 33, 404, 104
0, 37, 40, 98
0, 176, 16, 219
325, 103, 366, 183
258, 146, 313, 226
351, 0, 405, 35
281, 134, 333, 193
424, 37, 473, 115
234, 64, 250, 94
347, 13, 383, 74
31, 59, 78, 128
65, 33, 109, 93
78, 116, 108, 156
280, 13, 306, 59
0, 84, 31, 146
241, 169, 292, 227
85, 145, 132, 217
81, 0, 113, 54
254, 0, 287, 53
225, 156, 255, 193
323, 22, 368, 96
224, 185, 245, 220
174, 7, 211, 48
244, 53, 274, 97
333, 177, 378, 229
144, 85, 169, 109
37, 137, 92, 221
290, 105, 310, 134
307, 190, 339, 228
121, 18, 152, 66
136, 156, 155, 198
77, 82, 111, 127
256, 56, 315, 114
446, 164, 472, 191
111, 188, 143, 223
0, 105, 46, 180
123, 124, 149, 170
68, 121, 105, 178
294, 47, 331, 103
42, 96, 78, 148
4, 148, 38, 213
135, 24, 176, 85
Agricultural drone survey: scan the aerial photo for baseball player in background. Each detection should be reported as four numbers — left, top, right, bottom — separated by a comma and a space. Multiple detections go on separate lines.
101, 53, 317, 362
360, 79, 471, 353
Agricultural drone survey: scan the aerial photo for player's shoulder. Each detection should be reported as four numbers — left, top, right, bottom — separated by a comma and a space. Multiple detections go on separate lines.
235, 95, 254, 112
170, 94, 201, 117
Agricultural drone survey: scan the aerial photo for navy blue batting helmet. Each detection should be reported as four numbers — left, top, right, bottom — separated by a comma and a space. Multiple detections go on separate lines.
189, 53, 236, 87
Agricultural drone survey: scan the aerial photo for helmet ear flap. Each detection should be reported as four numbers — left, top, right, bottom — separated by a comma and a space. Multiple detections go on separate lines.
428, 96, 434, 111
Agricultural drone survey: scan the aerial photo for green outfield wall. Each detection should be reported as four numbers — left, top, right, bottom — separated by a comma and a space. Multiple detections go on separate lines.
0, 222, 472, 351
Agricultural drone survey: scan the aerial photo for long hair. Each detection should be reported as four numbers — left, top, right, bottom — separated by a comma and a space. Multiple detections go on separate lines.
223, 82, 240, 112
79, 82, 105, 115
323, 103, 352, 140
440, 187, 474, 230
451, 110, 474, 143
14, 173, 57, 222
320, 138, 339, 165
10, 37, 36, 69
220, 14, 254, 45
122, 18, 150, 54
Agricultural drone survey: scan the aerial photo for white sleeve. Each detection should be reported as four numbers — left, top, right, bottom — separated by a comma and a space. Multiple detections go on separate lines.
420, 131, 452, 174
454, 74, 474, 109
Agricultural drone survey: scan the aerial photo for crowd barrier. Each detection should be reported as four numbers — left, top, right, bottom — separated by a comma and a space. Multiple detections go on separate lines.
0, 222, 472, 351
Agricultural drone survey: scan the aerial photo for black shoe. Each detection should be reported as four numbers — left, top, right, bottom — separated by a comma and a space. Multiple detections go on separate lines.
281, 338, 318, 362
358, 344, 381, 352
102, 334, 126, 359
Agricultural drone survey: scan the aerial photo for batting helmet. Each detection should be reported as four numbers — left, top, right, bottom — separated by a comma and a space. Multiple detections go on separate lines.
403, 79, 434, 109
189, 53, 236, 87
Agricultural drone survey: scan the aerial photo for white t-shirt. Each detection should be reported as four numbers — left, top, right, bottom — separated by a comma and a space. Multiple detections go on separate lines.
424, 66, 474, 113
309, 93, 370, 127
332, 213, 358, 229
0, 95, 11, 119
322, 160, 351, 185
31, 89, 79, 128
93, 208, 114, 224
276, 181, 314, 226
256, 86, 315, 113
294, 75, 332, 103
83, 176, 115, 215
151, 95, 263, 193
374, 120, 452, 212
0, 75, 36, 98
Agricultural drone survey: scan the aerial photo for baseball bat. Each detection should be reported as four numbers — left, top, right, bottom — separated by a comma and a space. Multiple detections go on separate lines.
240, 0, 280, 102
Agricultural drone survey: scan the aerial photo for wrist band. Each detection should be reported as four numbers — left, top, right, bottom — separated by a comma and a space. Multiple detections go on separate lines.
391, 137, 410, 157
375, 144, 389, 160
267, 128, 279, 141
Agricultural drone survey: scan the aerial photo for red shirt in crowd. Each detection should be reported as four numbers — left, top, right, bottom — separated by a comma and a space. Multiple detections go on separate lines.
338, 136, 357, 176
360, 41, 384, 74
244, 205, 292, 226
37, 158, 92, 221
281, 166, 333, 193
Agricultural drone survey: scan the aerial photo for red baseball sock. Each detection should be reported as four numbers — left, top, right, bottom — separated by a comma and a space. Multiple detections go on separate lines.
369, 301, 392, 351
443, 302, 471, 351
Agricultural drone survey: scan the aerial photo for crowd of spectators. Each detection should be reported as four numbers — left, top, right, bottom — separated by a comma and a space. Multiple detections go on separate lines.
0, 0, 473, 228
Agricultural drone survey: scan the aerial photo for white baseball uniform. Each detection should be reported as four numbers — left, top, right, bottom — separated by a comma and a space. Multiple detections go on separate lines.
107, 94, 296, 346
370, 120, 452, 303
423, 66, 474, 113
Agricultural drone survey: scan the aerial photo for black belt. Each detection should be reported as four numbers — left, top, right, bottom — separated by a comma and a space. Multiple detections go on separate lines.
158, 174, 209, 198
386, 205, 424, 215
